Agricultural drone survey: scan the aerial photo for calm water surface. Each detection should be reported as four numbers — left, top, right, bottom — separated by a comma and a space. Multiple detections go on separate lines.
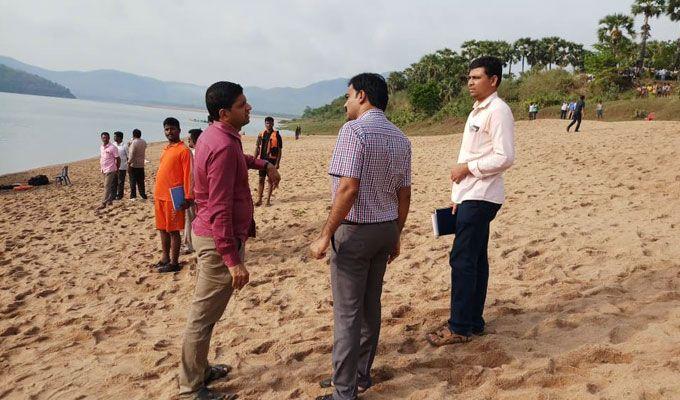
0, 92, 290, 175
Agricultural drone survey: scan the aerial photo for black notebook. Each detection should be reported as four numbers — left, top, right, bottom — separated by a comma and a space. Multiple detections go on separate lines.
431, 207, 457, 237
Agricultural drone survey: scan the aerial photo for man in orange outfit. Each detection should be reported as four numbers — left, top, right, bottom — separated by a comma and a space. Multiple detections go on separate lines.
154, 117, 193, 273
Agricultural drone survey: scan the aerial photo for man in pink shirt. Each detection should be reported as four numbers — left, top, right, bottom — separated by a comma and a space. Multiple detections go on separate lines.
97, 131, 120, 210
427, 56, 515, 347
178, 81, 280, 400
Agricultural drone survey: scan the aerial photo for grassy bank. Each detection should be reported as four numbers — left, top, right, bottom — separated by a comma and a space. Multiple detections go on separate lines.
282, 96, 680, 136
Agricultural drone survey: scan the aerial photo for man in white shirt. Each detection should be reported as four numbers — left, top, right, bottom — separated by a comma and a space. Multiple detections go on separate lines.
560, 101, 568, 119
113, 131, 128, 200
426, 56, 515, 346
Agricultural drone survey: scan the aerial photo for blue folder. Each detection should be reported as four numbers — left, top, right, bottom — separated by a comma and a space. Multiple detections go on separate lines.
431, 207, 457, 237
169, 186, 185, 211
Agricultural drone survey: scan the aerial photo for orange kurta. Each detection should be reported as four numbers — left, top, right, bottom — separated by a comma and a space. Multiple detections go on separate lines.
154, 142, 193, 201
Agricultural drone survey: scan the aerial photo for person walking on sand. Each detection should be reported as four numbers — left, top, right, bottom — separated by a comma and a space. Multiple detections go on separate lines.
113, 131, 128, 200
153, 117, 193, 273
425, 56, 515, 347
178, 82, 281, 400
567, 95, 585, 132
310, 73, 412, 400
182, 128, 202, 254
254, 116, 283, 206
97, 132, 120, 210
127, 128, 148, 200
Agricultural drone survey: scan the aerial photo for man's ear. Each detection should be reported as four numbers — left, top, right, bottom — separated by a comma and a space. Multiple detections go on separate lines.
357, 89, 367, 104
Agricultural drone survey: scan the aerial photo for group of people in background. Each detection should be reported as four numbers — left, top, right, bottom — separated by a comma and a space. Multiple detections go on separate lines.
636, 82, 673, 98
97, 128, 147, 210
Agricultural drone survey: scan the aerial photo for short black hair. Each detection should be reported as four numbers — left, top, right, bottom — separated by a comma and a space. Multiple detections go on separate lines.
469, 56, 503, 87
114, 131, 123, 139
207, 114, 214, 123
206, 81, 243, 122
101, 131, 110, 138
348, 73, 388, 111
188, 128, 203, 143
265, 116, 274, 123
163, 117, 180, 128
580, 95, 585, 100
132, 129, 141, 138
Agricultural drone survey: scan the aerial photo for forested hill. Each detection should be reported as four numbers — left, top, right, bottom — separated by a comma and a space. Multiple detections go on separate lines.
0, 64, 76, 99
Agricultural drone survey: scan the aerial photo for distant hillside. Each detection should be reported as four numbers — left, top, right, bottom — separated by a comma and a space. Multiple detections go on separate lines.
0, 64, 75, 99
0, 55, 347, 116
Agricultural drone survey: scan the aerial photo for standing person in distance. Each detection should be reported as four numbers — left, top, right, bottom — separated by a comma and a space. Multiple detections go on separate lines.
127, 128, 148, 200
426, 56, 515, 346
97, 131, 120, 210
153, 117, 193, 273
254, 116, 283, 207
113, 131, 128, 200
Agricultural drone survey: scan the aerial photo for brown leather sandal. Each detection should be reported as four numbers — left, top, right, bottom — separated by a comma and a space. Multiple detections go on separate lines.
425, 326, 472, 346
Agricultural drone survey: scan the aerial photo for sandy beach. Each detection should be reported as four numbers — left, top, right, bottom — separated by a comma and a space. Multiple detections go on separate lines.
1, 119, 680, 399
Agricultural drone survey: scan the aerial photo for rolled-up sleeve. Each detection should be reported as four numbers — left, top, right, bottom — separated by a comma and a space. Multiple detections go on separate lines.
244, 154, 267, 170
468, 106, 515, 178
208, 146, 241, 267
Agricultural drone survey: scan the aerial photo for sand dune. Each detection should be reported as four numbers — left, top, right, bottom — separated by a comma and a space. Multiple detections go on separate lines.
1, 119, 680, 399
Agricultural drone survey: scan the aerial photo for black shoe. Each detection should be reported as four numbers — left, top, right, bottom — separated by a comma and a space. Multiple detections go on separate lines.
315, 395, 333, 400
205, 364, 231, 385
319, 377, 367, 393
192, 387, 236, 400
157, 263, 181, 273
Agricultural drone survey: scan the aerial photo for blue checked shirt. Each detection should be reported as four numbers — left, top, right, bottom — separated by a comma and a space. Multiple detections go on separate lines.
328, 108, 412, 223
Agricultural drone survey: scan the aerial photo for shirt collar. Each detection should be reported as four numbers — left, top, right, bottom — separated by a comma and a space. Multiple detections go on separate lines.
473, 91, 499, 111
212, 121, 242, 140
358, 108, 384, 120
164, 141, 183, 149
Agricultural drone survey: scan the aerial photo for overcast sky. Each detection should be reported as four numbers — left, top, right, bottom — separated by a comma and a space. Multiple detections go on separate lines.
1, 0, 678, 88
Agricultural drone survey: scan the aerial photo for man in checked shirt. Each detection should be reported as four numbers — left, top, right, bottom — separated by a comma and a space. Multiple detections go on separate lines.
426, 56, 515, 346
310, 73, 412, 400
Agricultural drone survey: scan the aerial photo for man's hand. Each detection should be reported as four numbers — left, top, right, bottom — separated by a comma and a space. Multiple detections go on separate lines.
310, 235, 331, 259
451, 203, 458, 214
266, 163, 281, 190
179, 199, 193, 211
450, 163, 471, 184
388, 238, 401, 264
229, 263, 250, 290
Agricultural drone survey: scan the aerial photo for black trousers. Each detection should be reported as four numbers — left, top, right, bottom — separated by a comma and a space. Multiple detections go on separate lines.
560, 110, 567, 119
128, 167, 147, 199
567, 113, 582, 132
116, 169, 127, 199
449, 200, 501, 336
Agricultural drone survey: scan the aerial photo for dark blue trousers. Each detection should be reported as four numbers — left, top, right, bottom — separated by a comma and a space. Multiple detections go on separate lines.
448, 200, 501, 336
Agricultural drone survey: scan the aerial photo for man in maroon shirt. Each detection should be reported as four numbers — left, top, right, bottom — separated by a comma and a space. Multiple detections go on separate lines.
178, 81, 281, 400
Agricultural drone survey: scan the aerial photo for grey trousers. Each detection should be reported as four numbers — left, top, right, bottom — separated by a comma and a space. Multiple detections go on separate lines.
330, 221, 399, 400
179, 234, 244, 395
102, 171, 117, 205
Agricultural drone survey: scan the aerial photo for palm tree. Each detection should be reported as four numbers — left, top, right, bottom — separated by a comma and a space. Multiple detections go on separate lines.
631, 0, 666, 70
667, 0, 680, 80
538, 37, 565, 70
597, 14, 636, 45
597, 14, 637, 67
513, 37, 535, 73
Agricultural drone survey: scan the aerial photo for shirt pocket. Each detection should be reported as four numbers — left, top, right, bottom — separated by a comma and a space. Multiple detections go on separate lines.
469, 114, 491, 153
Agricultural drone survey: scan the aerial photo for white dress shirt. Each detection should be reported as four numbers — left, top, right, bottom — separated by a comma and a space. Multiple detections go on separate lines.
451, 92, 515, 205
